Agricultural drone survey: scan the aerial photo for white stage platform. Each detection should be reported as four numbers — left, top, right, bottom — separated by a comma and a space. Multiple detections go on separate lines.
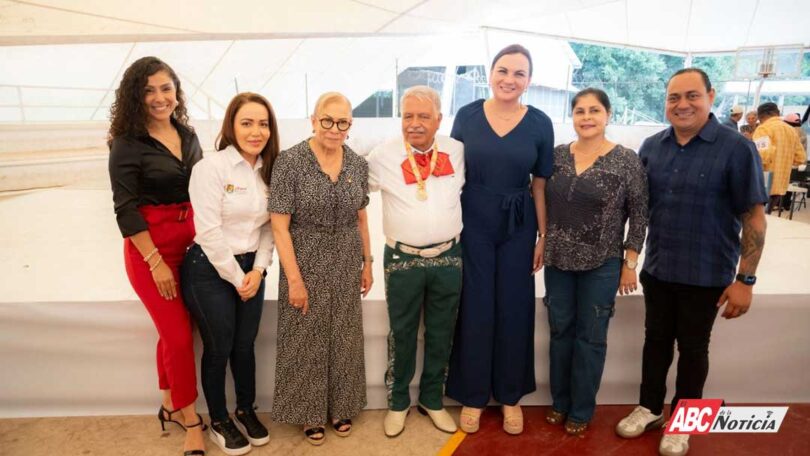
1, 182, 808, 418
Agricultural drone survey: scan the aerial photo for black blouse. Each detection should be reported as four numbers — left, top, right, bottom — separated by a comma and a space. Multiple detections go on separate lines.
544, 143, 649, 271
108, 123, 203, 237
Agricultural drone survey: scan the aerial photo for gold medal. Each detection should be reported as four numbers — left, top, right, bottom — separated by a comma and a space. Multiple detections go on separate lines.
416, 187, 428, 201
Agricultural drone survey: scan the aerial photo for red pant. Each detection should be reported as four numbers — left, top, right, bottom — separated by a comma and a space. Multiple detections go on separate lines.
124, 203, 197, 409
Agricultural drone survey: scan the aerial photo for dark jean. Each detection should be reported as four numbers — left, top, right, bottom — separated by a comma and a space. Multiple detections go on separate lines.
181, 244, 265, 422
543, 258, 621, 423
638, 270, 723, 416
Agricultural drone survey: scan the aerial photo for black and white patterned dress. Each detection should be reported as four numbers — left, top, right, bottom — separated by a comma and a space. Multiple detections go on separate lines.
268, 139, 369, 425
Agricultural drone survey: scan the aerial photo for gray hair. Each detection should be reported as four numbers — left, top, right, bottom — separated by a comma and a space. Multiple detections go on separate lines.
313, 91, 352, 117
400, 85, 441, 117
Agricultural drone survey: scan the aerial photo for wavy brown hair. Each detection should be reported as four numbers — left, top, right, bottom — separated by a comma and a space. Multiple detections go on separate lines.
107, 56, 190, 146
216, 92, 280, 186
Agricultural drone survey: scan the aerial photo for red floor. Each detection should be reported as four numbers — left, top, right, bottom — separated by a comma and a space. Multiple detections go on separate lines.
452, 404, 809, 456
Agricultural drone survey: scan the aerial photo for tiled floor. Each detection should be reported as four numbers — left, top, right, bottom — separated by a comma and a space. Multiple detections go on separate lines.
2, 404, 807, 456
453, 404, 810, 456
771, 202, 810, 225
0, 409, 453, 456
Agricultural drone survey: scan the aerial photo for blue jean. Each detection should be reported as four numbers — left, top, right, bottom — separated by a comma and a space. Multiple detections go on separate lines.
543, 258, 621, 423
181, 244, 265, 422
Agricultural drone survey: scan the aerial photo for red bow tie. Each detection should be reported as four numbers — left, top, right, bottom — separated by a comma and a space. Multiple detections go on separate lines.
401, 150, 455, 185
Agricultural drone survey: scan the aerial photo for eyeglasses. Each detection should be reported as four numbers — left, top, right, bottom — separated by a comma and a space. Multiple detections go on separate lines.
319, 117, 352, 132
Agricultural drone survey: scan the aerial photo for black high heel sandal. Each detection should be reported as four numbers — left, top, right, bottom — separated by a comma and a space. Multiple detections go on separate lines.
158, 405, 185, 432
159, 405, 209, 432
183, 418, 206, 456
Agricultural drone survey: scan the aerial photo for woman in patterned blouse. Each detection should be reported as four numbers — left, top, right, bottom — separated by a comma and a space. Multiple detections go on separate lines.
542, 88, 649, 436
268, 92, 373, 446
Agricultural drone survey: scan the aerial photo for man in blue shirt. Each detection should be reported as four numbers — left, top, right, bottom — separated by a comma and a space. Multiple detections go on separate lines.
615, 68, 768, 456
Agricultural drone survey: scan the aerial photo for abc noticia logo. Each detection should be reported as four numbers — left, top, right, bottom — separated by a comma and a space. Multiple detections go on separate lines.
665, 399, 789, 435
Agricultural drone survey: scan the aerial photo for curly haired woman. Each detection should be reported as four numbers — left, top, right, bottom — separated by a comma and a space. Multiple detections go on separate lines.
108, 56, 206, 456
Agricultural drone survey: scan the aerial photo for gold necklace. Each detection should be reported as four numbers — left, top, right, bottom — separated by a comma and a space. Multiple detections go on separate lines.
487, 100, 525, 121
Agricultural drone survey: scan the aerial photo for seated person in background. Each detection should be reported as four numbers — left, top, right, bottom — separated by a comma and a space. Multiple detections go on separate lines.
740, 124, 754, 140
745, 110, 759, 132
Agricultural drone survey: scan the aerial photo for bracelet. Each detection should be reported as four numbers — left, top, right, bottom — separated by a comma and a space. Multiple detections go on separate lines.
538, 232, 546, 239
252, 266, 266, 273
363, 255, 374, 263
143, 247, 159, 263
149, 255, 163, 272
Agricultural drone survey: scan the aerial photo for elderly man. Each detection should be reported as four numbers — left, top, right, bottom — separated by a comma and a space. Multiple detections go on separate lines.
722, 105, 743, 131
615, 68, 768, 456
366, 85, 464, 437
753, 102, 806, 213
745, 110, 759, 132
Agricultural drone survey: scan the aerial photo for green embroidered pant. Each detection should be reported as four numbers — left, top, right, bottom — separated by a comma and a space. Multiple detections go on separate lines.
384, 241, 462, 411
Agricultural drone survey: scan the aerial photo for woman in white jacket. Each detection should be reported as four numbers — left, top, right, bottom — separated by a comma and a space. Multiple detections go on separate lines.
181, 92, 278, 456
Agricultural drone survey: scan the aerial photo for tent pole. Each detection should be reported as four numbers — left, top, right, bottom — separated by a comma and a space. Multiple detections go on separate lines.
754, 78, 765, 108
442, 66, 455, 117
393, 59, 399, 118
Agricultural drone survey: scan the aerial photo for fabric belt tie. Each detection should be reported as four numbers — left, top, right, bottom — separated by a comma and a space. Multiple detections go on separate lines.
501, 191, 526, 236
466, 184, 529, 236
386, 235, 460, 258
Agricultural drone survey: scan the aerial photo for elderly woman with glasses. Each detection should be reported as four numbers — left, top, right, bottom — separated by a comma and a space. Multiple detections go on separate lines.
269, 92, 373, 446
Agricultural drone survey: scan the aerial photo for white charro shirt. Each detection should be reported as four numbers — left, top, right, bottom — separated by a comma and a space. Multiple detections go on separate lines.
366, 135, 464, 246
189, 145, 274, 288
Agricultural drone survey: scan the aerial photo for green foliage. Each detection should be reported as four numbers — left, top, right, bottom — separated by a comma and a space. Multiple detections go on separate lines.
569, 43, 808, 124
691, 55, 736, 86
570, 42, 685, 123
784, 95, 810, 106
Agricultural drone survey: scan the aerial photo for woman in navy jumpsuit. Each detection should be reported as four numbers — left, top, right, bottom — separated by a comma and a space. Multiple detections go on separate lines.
446, 44, 554, 435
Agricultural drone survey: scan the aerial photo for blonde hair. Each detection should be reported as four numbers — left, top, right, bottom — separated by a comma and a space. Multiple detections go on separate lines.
313, 92, 352, 117
400, 85, 441, 117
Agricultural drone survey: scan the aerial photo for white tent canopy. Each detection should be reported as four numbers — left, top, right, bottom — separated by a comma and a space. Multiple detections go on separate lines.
1, 0, 809, 54
0, 30, 579, 122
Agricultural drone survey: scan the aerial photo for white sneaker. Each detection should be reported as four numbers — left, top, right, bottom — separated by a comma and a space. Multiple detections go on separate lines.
616, 405, 665, 438
384, 409, 409, 437
659, 432, 690, 456
417, 404, 458, 433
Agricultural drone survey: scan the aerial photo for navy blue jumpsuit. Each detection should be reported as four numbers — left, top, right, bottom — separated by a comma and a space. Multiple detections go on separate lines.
446, 99, 554, 407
